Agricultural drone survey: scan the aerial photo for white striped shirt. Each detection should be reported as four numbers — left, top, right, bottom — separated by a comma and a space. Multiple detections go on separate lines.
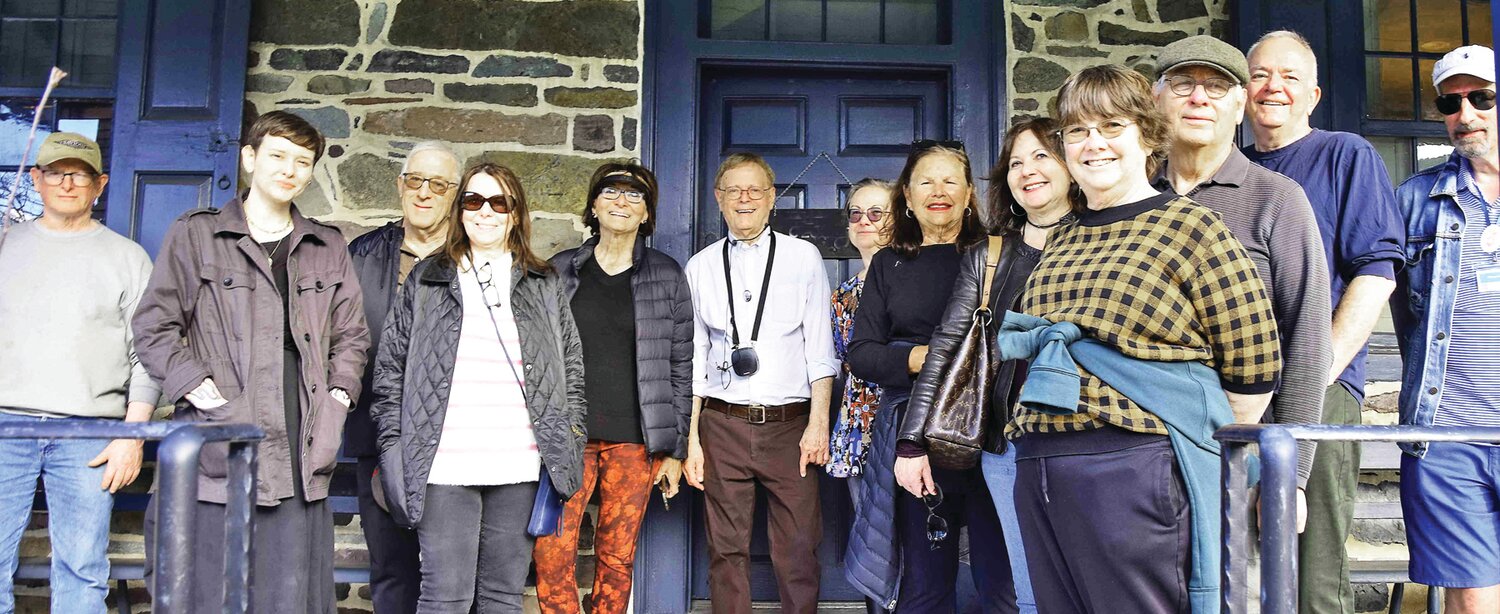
1432, 159, 1500, 429
426, 254, 541, 485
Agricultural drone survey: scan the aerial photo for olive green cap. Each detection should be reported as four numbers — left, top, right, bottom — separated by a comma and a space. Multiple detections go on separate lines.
1155, 35, 1250, 85
35, 132, 103, 174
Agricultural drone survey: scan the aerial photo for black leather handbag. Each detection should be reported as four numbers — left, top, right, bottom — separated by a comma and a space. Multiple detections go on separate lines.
923, 235, 1004, 470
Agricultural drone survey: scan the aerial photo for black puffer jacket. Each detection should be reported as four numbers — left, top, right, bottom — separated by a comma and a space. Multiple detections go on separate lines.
551, 235, 694, 458
902, 233, 1042, 454
369, 254, 587, 527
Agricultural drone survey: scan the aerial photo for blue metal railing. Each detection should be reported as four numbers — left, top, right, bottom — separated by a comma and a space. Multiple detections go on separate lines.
0, 421, 264, 614
1216, 424, 1500, 614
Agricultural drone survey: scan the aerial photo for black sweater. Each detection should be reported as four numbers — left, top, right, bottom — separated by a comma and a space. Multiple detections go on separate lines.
847, 243, 962, 400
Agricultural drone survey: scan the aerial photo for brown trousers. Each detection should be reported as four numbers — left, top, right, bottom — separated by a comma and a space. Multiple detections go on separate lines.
700, 405, 822, 614
534, 440, 660, 614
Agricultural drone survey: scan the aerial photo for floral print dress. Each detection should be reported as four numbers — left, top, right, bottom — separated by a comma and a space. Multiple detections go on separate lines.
827, 274, 882, 478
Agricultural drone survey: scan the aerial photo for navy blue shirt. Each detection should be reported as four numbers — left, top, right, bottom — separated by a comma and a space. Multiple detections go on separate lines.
1244, 129, 1406, 403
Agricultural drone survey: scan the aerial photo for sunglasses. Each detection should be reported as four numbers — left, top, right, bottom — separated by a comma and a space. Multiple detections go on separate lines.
475, 261, 504, 308
847, 208, 886, 224
923, 484, 948, 549
460, 191, 516, 213
1435, 89, 1497, 116
912, 139, 966, 153
1058, 119, 1135, 144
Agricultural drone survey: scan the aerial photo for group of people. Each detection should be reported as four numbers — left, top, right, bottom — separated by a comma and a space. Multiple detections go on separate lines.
0, 28, 1495, 614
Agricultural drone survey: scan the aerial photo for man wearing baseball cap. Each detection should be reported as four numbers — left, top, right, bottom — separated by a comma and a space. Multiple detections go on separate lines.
1150, 33, 1332, 534
1241, 30, 1407, 614
0, 132, 159, 611
1391, 44, 1500, 614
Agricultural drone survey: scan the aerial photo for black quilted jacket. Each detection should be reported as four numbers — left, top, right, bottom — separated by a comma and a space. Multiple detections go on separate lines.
551, 235, 694, 458
369, 254, 587, 527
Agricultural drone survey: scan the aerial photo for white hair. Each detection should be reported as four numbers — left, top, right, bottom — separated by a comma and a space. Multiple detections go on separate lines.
1248, 30, 1320, 88
399, 141, 461, 177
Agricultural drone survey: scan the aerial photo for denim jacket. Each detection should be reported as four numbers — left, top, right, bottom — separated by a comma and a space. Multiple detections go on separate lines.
1391, 152, 1468, 458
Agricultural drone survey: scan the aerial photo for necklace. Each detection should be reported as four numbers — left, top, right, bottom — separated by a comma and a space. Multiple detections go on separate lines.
1026, 213, 1076, 230
262, 235, 287, 265
246, 212, 293, 236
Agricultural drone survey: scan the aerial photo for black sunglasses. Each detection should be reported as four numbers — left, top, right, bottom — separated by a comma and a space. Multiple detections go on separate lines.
1435, 89, 1497, 115
912, 139, 966, 153
460, 191, 516, 213
922, 484, 948, 549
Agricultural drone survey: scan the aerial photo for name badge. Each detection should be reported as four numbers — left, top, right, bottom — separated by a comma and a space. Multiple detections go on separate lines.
1478, 263, 1500, 294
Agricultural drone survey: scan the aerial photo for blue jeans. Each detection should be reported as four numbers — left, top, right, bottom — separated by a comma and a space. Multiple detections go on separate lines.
0, 412, 114, 614
981, 448, 1037, 614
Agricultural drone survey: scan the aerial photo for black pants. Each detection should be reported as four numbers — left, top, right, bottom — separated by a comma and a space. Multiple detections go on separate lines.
357, 456, 422, 614
895, 464, 1017, 613
1015, 436, 1190, 614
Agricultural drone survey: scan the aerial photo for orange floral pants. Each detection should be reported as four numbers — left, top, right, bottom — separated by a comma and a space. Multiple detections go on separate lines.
534, 440, 660, 614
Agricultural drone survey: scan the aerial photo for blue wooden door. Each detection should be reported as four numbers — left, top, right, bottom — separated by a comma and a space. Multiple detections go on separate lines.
104, 0, 251, 258
687, 66, 948, 603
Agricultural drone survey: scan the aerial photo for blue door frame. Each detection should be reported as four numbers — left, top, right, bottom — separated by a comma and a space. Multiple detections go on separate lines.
635, 3, 1002, 612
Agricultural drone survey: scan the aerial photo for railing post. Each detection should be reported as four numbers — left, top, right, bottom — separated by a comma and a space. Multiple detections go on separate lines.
1221, 441, 1252, 614
153, 427, 207, 614
223, 440, 259, 614
1257, 426, 1299, 614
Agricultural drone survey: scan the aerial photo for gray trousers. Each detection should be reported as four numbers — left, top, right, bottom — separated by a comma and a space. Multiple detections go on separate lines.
416, 481, 538, 614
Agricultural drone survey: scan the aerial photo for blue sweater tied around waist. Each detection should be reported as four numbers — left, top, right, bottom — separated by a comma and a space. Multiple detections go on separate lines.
998, 311, 1229, 614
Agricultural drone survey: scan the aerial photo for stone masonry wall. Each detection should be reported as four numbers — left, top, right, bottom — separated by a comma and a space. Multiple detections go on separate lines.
1006, 0, 1230, 116
245, 0, 645, 254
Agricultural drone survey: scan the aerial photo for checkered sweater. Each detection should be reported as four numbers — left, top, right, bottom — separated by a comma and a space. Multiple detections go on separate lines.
1013, 193, 1282, 436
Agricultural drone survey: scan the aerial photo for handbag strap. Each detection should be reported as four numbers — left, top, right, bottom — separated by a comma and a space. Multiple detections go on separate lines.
977, 235, 1004, 312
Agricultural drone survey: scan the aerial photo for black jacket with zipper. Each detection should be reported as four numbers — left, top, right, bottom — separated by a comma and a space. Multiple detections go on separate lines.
369, 254, 587, 527
550, 235, 694, 458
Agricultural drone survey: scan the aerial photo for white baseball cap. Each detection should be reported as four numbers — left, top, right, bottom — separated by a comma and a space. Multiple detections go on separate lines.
1432, 45, 1496, 88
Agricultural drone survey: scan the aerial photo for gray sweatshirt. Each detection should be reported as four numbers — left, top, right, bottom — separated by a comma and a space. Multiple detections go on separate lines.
0, 221, 160, 418
1158, 149, 1334, 485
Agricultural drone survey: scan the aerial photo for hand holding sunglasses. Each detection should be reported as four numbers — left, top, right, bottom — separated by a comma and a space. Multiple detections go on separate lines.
460, 191, 517, 213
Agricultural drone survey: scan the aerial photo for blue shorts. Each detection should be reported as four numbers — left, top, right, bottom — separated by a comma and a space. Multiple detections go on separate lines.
1400, 442, 1500, 588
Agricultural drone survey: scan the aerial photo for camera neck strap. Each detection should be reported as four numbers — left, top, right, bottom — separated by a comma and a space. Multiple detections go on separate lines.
721, 230, 776, 348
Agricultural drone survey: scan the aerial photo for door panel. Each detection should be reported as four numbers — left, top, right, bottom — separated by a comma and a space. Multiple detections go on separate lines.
105, 0, 250, 258
689, 65, 948, 602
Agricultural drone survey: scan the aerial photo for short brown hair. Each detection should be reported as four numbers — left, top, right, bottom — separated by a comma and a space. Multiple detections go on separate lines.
243, 110, 326, 163
713, 153, 776, 190
888, 143, 987, 258
989, 116, 1084, 232
1052, 64, 1172, 178
443, 163, 551, 274
583, 162, 659, 237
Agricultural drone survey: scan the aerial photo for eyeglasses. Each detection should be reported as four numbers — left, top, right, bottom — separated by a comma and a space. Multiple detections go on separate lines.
460, 191, 516, 213
1058, 119, 1136, 144
38, 170, 98, 187
1162, 74, 1236, 99
716, 186, 770, 201
475, 261, 504, 309
401, 173, 457, 195
847, 208, 886, 224
1435, 89, 1498, 115
923, 484, 948, 549
599, 186, 645, 204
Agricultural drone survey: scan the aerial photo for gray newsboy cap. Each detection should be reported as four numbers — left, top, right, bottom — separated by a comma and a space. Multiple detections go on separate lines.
1155, 35, 1250, 85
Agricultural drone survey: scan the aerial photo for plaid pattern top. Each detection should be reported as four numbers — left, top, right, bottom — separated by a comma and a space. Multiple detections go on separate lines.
1013, 192, 1282, 436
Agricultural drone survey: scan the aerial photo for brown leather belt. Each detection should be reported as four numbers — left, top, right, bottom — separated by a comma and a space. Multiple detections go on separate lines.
703, 397, 810, 424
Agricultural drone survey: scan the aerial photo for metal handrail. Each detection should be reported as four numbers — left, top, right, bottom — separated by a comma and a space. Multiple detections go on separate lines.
0, 420, 264, 614
1214, 424, 1500, 614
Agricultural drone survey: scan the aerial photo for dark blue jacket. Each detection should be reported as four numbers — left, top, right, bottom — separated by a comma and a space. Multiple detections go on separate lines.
843, 397, 901, 610
345, 222, 405, 457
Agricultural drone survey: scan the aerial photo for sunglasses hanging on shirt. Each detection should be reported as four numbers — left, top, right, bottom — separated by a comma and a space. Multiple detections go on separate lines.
722, 231, 776, 377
